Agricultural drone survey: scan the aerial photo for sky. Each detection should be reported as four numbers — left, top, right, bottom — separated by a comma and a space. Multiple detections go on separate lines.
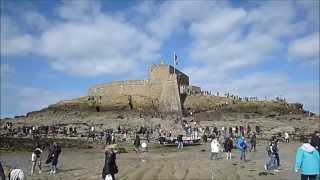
0, 0, 319, 118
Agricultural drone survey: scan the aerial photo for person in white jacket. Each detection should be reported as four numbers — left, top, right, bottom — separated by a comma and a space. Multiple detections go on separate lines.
210, 137, 220, 160
31, 147, 43, 175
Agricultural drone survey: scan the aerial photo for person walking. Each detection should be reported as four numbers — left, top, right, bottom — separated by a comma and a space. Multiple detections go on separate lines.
210, 137, 220, 160
284, 132, 290, 143
134, 134, 140, 153
250, 132, 257, 152
274, 139, 280, 167
224, 137, 233, 160
102, 144, 118, 180
295, 138, 320, 180
237, 136, 247, 161
177, 134, 184, 151
47, 142, 61, 175
31, 146, 43, 175
264, 141, 279, 171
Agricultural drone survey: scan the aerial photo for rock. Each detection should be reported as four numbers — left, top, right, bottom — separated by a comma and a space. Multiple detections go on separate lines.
258, 172, 274, 176
270, 126, 295, 134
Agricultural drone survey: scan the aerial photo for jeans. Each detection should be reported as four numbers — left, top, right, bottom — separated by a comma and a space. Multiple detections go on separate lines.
266, 154, 277, 170
177, 142, 183, 150
50, 164, 57, 174
240, 150, 246, 160
275, 153, 280, 166
301, 174, 317, 180
250, 143, 256, 152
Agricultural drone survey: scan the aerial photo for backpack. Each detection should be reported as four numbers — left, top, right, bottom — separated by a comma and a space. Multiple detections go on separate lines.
240, 141, 247, 149
236, 138, 245, 150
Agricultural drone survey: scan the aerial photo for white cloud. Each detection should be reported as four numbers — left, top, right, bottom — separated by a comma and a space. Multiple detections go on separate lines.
24, 11, 50, 32
1, 2, 161, 77
56, 1, 101, 22
187, 1, 306, 76
36, 14, 160, 76
288, 33, 319, 63
0, 16, 35, 56
145, 1, 224, 40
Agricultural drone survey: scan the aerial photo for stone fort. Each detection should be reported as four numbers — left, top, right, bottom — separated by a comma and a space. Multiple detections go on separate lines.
85, 63, 199, 114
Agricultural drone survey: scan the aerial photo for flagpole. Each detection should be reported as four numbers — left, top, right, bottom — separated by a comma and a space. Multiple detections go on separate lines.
173, 52, 176, 74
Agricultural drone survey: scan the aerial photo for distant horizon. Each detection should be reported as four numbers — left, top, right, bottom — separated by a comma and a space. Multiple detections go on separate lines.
1, 0, 319, 118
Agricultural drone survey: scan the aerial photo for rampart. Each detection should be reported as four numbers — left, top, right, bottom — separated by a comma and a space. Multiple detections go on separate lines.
88, 80, 150, 97
87, 64, 190, 114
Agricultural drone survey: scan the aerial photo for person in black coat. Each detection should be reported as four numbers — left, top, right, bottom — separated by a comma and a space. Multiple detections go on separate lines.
134, 135, 140, 153
102, 145, 118, 180
224, 137, 233, 160
250, 133, 257, 152
47, 142, 61, 175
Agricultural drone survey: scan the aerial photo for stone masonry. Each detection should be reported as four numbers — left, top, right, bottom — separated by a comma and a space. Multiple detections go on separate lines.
88, 63, 190, 114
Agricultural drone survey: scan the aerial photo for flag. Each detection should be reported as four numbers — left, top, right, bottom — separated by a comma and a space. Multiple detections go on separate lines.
174, 52, 178, 65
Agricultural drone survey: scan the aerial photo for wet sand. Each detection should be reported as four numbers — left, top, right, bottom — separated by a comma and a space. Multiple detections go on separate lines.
1, 141, 301, 180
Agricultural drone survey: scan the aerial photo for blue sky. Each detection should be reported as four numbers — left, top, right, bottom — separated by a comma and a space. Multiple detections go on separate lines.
1, 0, 319, 118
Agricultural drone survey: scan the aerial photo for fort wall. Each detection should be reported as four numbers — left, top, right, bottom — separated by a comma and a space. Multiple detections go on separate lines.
88, 80, 150, 97
86, 64, 189, 114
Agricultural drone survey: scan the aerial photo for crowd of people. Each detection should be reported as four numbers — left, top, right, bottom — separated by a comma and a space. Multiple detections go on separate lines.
1, 123, 78, 139
1, 121, 319, 180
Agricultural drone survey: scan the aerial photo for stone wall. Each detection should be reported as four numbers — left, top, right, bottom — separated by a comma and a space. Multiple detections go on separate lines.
159, 74, 182, 113
88, 80, 150, 97
86, 64, 188, 114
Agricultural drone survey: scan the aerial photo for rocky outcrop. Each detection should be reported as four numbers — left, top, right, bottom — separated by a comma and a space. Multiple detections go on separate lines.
183, 95, 305, 116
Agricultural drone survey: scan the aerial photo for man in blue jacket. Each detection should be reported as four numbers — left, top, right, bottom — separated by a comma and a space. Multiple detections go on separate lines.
237, 136, 247, 161
295, 138, 320, 180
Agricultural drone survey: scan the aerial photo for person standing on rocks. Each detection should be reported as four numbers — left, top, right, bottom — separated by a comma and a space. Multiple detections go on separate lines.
134, 134, 141, 153
210, 136, 220, 160
295, 137, 320, 180
102, 144, 118, 180
31, 146, 43, 175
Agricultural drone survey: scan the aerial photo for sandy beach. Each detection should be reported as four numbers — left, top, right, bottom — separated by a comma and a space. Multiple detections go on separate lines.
1, 141, 302, 180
